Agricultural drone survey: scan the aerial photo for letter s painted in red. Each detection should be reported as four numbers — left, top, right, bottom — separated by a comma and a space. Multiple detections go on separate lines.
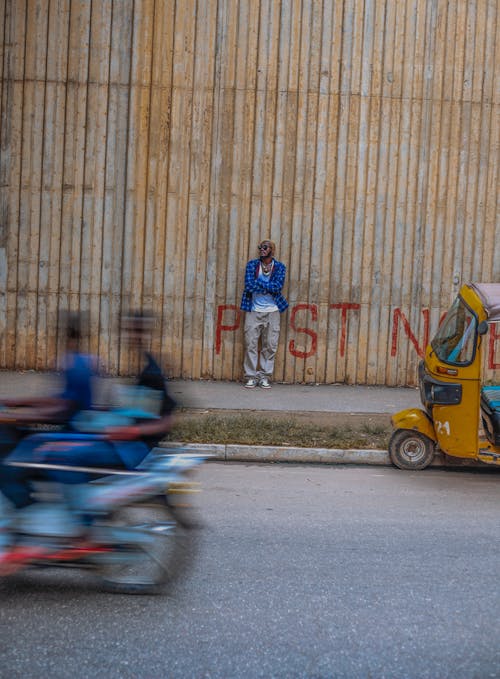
288, 304, 318, 359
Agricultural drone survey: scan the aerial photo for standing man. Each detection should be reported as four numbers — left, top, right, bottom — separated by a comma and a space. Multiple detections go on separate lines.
240, 239, 288, 388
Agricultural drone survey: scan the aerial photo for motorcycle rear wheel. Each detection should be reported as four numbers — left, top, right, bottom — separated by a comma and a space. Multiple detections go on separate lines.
98, 498, 195, 594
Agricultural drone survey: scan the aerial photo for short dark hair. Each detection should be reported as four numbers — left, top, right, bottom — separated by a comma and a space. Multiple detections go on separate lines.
121, 310, 155, 332
62, 311, 83, 341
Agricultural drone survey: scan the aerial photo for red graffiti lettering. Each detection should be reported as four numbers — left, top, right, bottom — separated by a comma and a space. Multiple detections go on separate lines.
488, 323, 500, 369
214, 303, 465, 365
289, 304, 318, 359
215, 305, 240, 354
329, 303, 361, 357
391, 308, 430, 358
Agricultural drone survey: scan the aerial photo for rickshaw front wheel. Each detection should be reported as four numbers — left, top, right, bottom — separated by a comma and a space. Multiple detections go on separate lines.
389, 429, 435, 470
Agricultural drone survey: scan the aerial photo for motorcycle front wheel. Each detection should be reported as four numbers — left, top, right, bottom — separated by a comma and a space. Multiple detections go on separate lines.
97, 498, 195, 594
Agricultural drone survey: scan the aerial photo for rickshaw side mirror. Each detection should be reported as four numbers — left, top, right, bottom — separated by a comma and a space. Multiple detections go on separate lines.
478, 321, 489, 335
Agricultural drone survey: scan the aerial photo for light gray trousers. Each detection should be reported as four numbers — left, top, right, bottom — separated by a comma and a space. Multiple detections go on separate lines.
243, 310, 281, 379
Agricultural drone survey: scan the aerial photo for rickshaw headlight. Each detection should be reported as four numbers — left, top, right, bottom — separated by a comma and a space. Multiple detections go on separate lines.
426, 381, 462, 406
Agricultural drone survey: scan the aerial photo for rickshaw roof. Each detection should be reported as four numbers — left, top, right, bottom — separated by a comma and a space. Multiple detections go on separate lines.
470, 283, 500, 322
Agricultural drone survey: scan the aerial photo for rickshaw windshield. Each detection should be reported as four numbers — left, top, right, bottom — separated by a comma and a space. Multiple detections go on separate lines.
431, 296, 478, 365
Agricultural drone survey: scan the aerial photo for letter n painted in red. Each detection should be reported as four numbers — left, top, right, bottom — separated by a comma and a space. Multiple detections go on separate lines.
391, 309, 430, 358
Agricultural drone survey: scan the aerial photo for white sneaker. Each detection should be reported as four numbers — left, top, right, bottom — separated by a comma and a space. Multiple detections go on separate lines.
259, 377, 271, 389
245, 378, 258, 388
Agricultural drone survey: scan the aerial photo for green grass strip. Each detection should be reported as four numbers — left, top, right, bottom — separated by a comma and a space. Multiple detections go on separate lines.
166, 413, 391, 450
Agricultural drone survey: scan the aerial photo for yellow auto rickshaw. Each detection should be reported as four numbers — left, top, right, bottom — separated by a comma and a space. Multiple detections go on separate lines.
390, 283, 500, 470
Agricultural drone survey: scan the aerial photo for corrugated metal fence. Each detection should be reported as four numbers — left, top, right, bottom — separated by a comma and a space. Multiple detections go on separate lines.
0, 0, 499, 385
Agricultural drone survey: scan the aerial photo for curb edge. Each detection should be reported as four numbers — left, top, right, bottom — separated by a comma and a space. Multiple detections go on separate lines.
162, 442, 450, 467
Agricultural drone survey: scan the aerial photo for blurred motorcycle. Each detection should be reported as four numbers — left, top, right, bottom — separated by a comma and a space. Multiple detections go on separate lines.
0, 441, 207, 594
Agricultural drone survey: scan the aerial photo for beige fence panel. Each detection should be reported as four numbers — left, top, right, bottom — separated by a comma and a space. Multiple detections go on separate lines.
1, 0, 26, 368
0, 0, 499, 385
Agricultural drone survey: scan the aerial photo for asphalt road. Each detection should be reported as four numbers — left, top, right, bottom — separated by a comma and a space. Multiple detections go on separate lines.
1, 463, 499, 679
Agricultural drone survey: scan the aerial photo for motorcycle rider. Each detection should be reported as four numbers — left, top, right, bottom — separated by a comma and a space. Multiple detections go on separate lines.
0, 313, 95, 452
0, 312, 97, 508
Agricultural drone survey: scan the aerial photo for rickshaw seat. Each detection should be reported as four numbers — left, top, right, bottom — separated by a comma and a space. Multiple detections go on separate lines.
482, 386, 500, 407
480, 386, 500, 445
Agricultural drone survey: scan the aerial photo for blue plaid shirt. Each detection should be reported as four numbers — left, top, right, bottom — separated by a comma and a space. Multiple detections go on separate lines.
240, 259, 289, 313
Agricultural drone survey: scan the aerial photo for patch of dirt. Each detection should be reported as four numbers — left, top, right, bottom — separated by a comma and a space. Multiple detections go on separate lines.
178, 408, 391, 430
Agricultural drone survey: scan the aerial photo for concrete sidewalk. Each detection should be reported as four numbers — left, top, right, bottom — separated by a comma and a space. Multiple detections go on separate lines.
168, 379, 421, 414
0, 370, 420, 414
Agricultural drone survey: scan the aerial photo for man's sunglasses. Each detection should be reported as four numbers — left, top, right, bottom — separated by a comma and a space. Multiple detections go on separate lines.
258, 244, 270, 250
